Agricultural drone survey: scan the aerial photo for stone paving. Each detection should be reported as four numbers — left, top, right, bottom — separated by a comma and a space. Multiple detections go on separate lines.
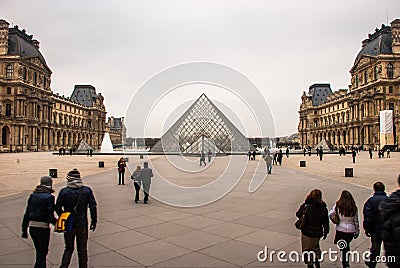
0, 152, 398, 267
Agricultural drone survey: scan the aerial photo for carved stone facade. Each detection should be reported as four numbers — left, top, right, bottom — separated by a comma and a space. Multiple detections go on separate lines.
299, 19, 400, 150
0, 19, 107, 152
106, 116, 126, 146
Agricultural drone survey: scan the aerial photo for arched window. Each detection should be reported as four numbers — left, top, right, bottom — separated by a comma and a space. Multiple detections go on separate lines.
387, 63, 394, 78
22, 67, 27, 81
364, 70, 368, 83
33, 72, 37, 84
355, 75, 359, 87
374, 66, 379, 80
43, 77, 46, 88
6, 64, 13, 79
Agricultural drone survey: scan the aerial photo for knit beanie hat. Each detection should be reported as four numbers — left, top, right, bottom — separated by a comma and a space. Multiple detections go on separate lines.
67, 168, 81, 181
40, 176, 53, 187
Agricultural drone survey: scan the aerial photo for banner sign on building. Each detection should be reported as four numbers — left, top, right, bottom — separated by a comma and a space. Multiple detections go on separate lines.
380, 110, 393, 134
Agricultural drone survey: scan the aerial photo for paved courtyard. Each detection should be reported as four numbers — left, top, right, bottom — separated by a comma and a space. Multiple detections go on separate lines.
0, 152, 398, 267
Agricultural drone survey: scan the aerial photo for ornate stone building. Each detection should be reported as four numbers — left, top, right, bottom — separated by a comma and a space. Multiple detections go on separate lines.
299, 19, 400, 150
106, 116, 126, 146
0, 19, 107, 152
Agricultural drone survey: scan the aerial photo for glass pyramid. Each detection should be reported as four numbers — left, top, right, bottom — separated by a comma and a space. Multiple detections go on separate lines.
150, 94, 251, 153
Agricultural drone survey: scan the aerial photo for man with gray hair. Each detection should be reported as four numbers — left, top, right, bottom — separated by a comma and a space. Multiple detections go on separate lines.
141, 162, 153, 204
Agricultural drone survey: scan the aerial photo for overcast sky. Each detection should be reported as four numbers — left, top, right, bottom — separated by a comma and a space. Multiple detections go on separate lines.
2, 0, 399, 137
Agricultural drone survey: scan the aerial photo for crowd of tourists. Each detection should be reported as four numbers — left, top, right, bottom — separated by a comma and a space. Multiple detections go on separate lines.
295, 175, 400, 268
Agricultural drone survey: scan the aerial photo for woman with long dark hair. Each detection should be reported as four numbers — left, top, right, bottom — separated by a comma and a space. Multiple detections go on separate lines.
296, 189, 329, 268
329, 190, 360, 268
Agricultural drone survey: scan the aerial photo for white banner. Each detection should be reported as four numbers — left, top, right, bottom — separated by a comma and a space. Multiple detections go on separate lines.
380, 110, 393, 134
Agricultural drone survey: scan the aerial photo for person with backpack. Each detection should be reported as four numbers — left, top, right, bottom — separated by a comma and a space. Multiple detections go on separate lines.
363, 182, 388, 268
21, 176, 57, 268
56, 169, 97, 268
380, 175, 400, 268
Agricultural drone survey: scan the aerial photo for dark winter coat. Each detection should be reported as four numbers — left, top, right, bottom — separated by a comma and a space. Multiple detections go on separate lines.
56, 186, 97, 227
380, 190, 400, 257
296, 199, 329, 238
22, 191, 56, 232
363, 191, 388, 237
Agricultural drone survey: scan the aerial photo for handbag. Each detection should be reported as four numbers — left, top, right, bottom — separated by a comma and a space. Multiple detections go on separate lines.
330, 206, 340, 224
295, 205, 308, 230
55, 188, 83, 233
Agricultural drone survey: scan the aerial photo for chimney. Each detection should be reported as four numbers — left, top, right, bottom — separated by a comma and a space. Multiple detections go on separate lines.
0, 19, 10, 55
391, 19, 400, 54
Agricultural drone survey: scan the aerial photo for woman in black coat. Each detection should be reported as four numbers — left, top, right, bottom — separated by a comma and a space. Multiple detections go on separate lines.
296, 189, 329, 268
22, 176, 57, 268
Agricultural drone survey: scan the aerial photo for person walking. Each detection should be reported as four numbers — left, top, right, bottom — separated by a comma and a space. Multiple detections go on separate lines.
352, 149, 357, 163
56, 169, 97, 268
141, 162, 153, 204
296, 189, 329, 268
207, 149, 212, 162
286, 147, 290, 158
319, 147, 323, 161
379, 175, 400, 268
117, 157, 126, 185
264, 153, 273, 174
277, 149, 283, 166
248, 150, 252, 160
273, 152, 278, 165
329, 190, 360, 268
368, 148, 373, 159
363, 182, 388, 268
131, 166, 142, 204
200, 151, 206, 166
21, 176, 57, 268
252, 150, 256, 160
386, 149, 391, 158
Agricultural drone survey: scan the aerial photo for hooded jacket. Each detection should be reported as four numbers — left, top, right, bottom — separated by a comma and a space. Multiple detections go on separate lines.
380, 190, 400, 256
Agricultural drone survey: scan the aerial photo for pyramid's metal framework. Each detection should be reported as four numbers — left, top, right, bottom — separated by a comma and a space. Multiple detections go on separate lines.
150, 94, 251, 153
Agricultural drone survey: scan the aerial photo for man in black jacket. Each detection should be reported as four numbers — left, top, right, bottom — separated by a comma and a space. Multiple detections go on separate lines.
56, 169, 97, 268
380, 175, 400, 268
363, 182, 388, 268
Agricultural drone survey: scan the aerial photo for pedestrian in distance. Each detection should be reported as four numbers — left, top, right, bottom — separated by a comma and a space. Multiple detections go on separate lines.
273, 152, 278, 165
352, 149, 357, 163
248, 150, 252, 160
379, 174, 400, 268
296, 189, 329, 268
363, 182, 388, 268
62, 147, 66, 156
207, 149, 212, 162
117, 157, 126, 185
386, 149, 391, 158
56, 169, 97, 268
89, 148, 93, 157
200, 151, 206, 166
69, 147, 73, 156
329, 190, 360, 268
141, 162, 153, 204
131, 166, 142, 204
22, 176, 57, 268
303, 148, 306, 157
286, 147, 290, 158
59, 147, 62, 156
277, 149, 283, 166
308, 148, 312, 156
368, 148, 373, 159
264, 153, 273, 174
252, 150, 256, 160
319, 147, 323, 161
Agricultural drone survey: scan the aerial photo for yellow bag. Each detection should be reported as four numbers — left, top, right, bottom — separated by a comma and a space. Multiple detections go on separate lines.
54, 212, 74, 233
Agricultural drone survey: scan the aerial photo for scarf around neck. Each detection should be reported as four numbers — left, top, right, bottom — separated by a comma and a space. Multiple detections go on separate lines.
67, 178, 84, 188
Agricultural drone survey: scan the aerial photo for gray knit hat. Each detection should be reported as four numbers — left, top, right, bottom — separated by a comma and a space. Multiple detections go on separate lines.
67, 168, 81, 181
40, 176, 53, 187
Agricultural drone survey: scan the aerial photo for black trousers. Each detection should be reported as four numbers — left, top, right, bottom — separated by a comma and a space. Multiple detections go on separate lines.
118, 171, 125, 185
134, 182, 140, 201
334, 230, 354, 268
29, 227, 50, 268
367, 235, 382, 268
60, 226, 88, 268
